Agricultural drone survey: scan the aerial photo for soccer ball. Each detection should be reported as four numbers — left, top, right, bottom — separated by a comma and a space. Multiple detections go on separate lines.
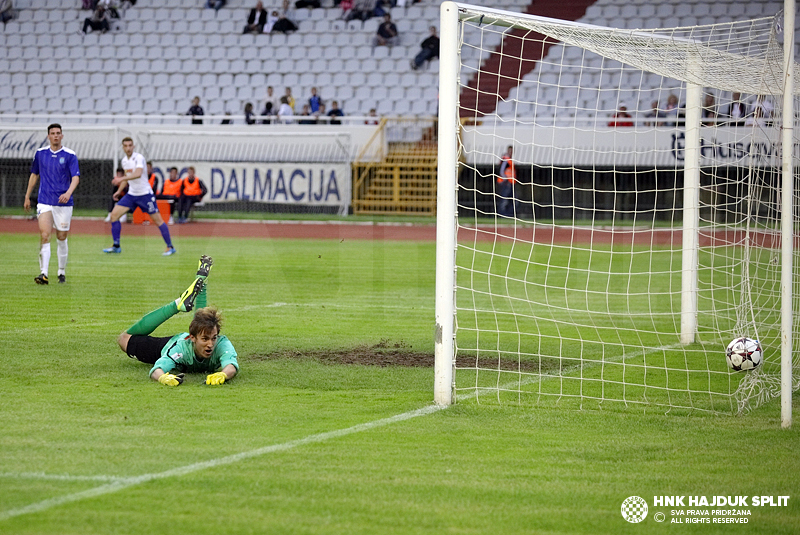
725, 337, 763, 371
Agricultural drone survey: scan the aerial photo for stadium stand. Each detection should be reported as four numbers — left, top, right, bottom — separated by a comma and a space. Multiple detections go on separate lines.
0, 0, 791, 121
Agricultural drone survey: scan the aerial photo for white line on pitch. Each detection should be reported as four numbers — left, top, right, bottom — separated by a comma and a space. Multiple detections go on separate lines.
0, 404, 444, 522
0, 473, 129, 483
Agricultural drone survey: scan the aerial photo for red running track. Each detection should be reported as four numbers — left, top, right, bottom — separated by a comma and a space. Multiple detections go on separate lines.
0, 217, 439, 241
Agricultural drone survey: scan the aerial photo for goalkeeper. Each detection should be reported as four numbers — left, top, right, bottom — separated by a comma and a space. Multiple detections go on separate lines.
115, 255, 239, 386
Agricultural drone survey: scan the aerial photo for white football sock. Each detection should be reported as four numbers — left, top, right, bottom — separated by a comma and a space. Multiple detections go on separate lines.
57, 238, 68, 275
39, 242, 51, 276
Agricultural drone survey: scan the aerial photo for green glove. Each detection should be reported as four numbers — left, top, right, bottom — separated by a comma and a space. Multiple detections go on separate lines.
158, 373, 185, 386
205, 372, 227, 385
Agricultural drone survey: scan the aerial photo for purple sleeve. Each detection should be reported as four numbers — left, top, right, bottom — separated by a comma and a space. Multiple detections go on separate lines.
30, 152, 39, 175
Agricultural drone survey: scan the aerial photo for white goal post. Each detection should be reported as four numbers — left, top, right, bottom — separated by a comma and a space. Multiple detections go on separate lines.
435, 1, 799, 425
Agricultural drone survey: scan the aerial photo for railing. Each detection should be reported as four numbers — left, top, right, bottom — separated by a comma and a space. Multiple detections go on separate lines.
352, 117, 439, 215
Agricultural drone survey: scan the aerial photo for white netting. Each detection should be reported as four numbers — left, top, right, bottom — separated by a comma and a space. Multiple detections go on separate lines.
447, 4, 800, 414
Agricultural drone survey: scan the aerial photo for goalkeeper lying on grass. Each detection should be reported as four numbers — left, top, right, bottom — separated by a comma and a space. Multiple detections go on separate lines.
115, 255, 238, 386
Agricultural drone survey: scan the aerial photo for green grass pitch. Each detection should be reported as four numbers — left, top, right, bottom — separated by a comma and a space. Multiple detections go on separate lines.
0, 231, 798, 534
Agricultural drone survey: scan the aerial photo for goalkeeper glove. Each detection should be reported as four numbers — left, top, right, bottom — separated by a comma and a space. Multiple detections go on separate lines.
205, 371, 227, 385
158, 373, 185, 386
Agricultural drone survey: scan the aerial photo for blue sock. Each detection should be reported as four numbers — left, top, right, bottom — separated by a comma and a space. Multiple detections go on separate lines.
159, 223, 173, 249
111, 221, 121, 246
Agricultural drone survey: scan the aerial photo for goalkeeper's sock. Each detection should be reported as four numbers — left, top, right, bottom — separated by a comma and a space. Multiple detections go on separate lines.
126, 302, 178, 336
39, 242, 51, 277
195, 283, 207, 311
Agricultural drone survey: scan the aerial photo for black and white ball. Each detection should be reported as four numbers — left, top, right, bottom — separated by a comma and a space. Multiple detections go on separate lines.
726, 337, 763, 371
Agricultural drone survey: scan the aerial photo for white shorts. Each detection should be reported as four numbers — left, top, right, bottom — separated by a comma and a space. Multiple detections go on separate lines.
37, 204, 73, 231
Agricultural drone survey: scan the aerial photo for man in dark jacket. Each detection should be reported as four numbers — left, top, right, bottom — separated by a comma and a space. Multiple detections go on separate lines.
411, 26, 439, 70
243, 1, 267, 34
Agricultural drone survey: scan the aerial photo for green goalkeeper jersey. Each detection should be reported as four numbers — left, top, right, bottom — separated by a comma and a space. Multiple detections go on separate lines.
149, 333, 238, 376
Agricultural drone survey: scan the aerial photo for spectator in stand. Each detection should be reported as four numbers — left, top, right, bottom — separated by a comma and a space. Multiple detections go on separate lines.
146, 161, 158, 194
314, 103, 327, 124
327, 100, 344, 125
308, 87, 323, 114
726, 92, 747, 126
177, 167, 207, 223
607, 103, 634, 127
272, 9, 298, 33
663, 93, 680, 126
295, 0, 319, 8
338, 0, 352, 20
372, 13, 398, 49
244, 102, 256, 124
81, 3, 110, 34
410, 26, 439, 70
365, 108, 378, 125
298, 104, 315, 124
187, 96, 204, 125
745, 96, 773, 128
702, 93, 717, 126
754, 95, 773, 121
281, 0, 296, 21
263, 9, 279, 33
260, 85, 278, 123
643, 100, 665, 127
278, 95, 294, 124
346, 0, 375, 22
243, 1, 267, 34
1, 0, 13, 25
284, 87, 295, 112
157, 167, 184, 225
206, 0, 226, 11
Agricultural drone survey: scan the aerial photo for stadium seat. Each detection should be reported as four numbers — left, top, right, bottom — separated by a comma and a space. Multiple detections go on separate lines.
110, 99, 128, 114
220, 86, 237, 100
158, 100, 176, 114
0, 98, 15, 113
284, 72, 300, 87
140, 85, 156, 101
298, 72, 314, 88
153, 73, 169, 87
173, 20, 190, 34
101, 58, 119, 72
321, 46, 340, 60
361, 58, 378, 72
405, 86, 422, 101
350, 72, 367, 87
315, 72, 333, 88
142, 99, 159, 114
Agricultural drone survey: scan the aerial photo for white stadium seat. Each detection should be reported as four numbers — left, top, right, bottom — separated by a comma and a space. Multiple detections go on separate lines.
5, 0, 770, 119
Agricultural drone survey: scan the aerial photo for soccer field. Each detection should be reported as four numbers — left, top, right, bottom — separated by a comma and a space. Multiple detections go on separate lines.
1, 229, 798, 534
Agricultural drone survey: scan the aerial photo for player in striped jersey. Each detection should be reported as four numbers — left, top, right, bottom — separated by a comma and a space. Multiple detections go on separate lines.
24, 124, 80, 285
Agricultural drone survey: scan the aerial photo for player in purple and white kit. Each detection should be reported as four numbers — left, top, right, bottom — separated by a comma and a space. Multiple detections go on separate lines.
24, 124, 80, 285
103, 137, 176, 256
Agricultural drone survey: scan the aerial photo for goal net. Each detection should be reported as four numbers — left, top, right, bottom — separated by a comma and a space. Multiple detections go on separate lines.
435, 2, 800, 415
